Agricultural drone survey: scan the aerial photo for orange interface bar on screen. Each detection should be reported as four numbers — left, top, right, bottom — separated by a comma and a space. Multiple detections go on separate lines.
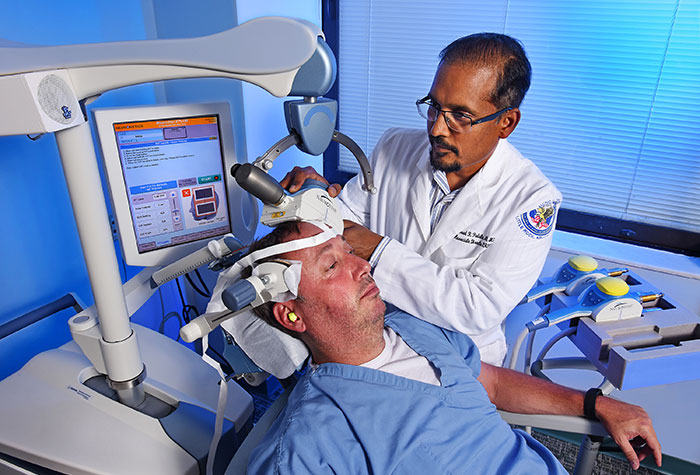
114, 116, 217, 131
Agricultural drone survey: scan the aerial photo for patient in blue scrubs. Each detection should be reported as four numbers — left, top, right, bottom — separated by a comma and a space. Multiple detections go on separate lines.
246, 222, 662, 474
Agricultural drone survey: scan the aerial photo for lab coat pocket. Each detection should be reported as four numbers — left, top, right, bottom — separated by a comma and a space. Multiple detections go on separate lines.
435, 235, 485, 268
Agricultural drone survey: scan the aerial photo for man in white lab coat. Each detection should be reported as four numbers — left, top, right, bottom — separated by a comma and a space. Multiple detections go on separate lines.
283, 33, 561, 365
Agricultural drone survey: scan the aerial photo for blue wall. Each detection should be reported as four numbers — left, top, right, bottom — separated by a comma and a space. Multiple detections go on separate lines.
0, 0, 322, 379
236, 0, 324, 187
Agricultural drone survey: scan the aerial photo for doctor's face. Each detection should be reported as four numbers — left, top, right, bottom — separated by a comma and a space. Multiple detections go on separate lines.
285, 223, 385, 343
426, 61, 516, 189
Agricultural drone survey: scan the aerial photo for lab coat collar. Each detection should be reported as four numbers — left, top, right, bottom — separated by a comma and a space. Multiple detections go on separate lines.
410, 144, 434, 242
423, 139, 511, 255
473, 138, 510, 208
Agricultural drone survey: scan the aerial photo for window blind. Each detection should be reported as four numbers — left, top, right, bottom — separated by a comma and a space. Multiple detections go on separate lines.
337, 0, 700, 233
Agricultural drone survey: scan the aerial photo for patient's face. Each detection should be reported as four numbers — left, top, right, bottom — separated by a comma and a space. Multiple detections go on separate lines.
284, 223, 385, 343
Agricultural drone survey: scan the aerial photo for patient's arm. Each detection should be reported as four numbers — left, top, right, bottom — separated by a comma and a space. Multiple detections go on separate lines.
477, 364, 662, 470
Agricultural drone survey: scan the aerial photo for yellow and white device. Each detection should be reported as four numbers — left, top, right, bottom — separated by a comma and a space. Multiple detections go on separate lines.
549, 277, 648, 323
521, 255, 628, 304
511, 274, 662, 371
513, 257, 700, 391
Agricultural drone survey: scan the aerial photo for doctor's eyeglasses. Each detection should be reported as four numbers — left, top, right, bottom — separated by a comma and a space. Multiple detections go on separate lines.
416, 97, 512, 133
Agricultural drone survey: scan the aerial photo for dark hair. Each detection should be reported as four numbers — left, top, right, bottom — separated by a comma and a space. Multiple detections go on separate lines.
240, 221, 304, 339
439, 32, 531, 109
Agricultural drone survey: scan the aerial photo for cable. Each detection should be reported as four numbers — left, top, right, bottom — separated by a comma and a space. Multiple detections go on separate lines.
185, 272, 211, 299
509, 327, 531, 371
175, 277, 201, 324
172, 271, 233, 373
175, 276, 186, 303
183, 304, 200, 324
534, 327, 576, 363
158, 286, 166, 316
509, 307, 589, 371
159, 311, 184, 340
195, 268, 211, 295
508, 304, 550, 371
524, 330, 536, 375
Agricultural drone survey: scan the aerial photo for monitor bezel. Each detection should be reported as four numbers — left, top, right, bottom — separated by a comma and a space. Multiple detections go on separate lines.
92, 102, 257, 268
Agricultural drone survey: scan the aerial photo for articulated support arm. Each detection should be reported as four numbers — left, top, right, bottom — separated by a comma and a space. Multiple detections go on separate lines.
0, 17, 329, 136
253, 123, 376, 194
0, 16, 342, 407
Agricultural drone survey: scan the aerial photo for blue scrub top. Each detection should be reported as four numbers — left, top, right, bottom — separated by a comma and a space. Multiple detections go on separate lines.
248, 311, 567, 474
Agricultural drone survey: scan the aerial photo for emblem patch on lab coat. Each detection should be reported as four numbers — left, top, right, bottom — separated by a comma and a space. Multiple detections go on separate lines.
516, 200, 559, 239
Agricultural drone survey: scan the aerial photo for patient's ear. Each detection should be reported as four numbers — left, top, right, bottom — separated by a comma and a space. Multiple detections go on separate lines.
273, 302, 306, 333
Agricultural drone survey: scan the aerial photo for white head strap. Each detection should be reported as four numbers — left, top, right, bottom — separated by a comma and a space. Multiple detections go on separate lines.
218, 220, 337, 301
222, 221, 335, 273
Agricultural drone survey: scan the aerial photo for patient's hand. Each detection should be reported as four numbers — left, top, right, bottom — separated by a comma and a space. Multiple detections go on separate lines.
280, 166, 342, 197
596, 396, 662, 470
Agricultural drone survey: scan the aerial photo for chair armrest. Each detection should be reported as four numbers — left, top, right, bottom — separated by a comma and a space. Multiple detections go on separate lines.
499, 410, 609, 438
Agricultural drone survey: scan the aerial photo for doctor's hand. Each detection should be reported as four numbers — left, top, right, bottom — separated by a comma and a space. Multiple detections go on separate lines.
343, 220, 383, 260
595, 396, 662, 470
280, 166, 342, 197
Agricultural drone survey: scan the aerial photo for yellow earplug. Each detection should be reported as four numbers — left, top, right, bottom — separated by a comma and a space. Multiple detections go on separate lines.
288, 312, 298, 322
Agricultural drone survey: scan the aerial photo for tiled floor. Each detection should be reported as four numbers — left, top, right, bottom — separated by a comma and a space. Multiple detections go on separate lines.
532, 430, 665, 475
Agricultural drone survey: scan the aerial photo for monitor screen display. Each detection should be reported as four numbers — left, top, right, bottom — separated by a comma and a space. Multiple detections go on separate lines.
112, 114, 231, 254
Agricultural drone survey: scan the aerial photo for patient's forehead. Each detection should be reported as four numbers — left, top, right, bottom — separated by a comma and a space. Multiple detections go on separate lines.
280, 222, 342, 265
293, 221, 324, 239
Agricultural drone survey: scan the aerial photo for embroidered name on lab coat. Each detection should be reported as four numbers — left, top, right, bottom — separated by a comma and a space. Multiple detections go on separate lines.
454, 230, 495, 248
515, 200, 560, 239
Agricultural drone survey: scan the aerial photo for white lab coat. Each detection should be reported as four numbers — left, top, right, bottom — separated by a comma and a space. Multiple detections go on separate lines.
339, 128, 562, 365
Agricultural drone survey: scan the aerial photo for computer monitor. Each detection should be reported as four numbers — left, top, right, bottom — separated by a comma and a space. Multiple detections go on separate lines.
93, 102, 257, 267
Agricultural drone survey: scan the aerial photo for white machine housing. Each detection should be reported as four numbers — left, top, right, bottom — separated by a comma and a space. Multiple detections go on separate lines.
0, 322, 252, 474
261, 186, 343, 234
0, 15, 332, 475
